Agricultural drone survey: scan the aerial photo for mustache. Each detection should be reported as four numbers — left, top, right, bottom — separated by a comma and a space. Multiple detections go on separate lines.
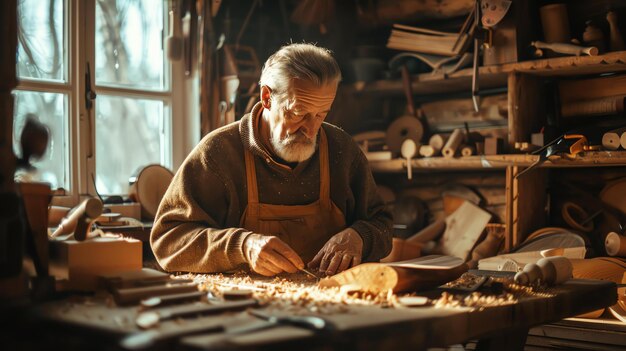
283, 131, 314, 144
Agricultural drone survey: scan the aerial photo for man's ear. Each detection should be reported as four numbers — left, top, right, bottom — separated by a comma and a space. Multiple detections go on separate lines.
260, 86, 272, 109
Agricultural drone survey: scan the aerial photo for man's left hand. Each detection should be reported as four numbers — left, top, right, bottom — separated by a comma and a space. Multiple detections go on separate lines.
307, 228, 363, 276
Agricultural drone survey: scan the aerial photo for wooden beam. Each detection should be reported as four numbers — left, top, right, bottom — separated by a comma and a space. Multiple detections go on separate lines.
0, 0, 17, 193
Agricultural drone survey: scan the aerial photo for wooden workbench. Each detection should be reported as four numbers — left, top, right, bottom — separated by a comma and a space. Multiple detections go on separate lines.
6, 276, 617, 351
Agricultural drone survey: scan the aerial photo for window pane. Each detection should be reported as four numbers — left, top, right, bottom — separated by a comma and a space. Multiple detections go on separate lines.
17, 0, 66, 82
95, 95, 169, 195
95, 0, 165, 90
13, 91, 69, 190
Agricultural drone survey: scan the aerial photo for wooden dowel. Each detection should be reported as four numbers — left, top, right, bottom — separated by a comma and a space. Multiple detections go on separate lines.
419, 145, 435, 157
460, 144, 475, 156
602, 127, 626, 150
442, 129, 464, 158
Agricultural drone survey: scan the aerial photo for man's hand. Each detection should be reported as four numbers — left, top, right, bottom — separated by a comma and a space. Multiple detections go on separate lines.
308, 228, 363, 276
243, 234, 304, 276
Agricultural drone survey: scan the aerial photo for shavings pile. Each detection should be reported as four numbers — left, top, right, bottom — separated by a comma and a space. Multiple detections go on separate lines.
179, 272, 398, 314
173, 271, 556, 313
434, 273, 555, 309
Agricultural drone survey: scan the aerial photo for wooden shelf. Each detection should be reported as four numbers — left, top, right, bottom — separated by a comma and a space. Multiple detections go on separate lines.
347, 51, 626, 96
498, 50, 626, 77
347, 67, 507, 97
369, 151, 626, 173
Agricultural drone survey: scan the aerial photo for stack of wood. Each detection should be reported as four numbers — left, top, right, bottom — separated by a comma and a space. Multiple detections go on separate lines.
386, 24, 470, 57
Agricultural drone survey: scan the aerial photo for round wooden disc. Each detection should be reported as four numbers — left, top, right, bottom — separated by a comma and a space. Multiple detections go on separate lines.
385, 116, 423, 156
129, 165, 174, 220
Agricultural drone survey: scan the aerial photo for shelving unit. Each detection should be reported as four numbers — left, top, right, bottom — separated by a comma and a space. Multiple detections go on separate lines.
348, 51, 626, 97
365, 51, 626, 250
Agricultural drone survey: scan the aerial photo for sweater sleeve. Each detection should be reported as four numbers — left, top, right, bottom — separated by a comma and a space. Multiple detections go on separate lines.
348, 148, 393, 262
150, 146, 252, 273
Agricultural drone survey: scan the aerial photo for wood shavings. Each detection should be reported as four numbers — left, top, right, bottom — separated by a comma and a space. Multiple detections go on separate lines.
178, 272, 398, 314
433, 273, 555, 309
173, 271, 557, 314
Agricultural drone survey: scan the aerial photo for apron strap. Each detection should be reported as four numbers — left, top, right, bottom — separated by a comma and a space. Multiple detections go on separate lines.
319, 128, 332, 210
244, 149, 259, 204
244, 127, 331, 208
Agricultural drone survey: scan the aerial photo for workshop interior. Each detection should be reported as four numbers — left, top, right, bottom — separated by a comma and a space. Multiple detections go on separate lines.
2, 0, 626, 350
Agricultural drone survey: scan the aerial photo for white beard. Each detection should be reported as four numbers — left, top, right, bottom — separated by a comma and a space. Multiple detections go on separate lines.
271, 131, 317, 162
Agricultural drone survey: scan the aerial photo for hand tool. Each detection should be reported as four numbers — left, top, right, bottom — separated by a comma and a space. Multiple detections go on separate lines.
135, 299, 258, 329
515, 134, 600, 179
140, 290, 208, 309
122, 307, 330, 350
120, 320, 224, 350
300, 267, 321, 280
113, 281, 199, 306
227, 309, 331, 335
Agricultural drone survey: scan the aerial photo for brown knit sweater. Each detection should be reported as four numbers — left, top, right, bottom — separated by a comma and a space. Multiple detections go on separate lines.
150, 103, 392, 273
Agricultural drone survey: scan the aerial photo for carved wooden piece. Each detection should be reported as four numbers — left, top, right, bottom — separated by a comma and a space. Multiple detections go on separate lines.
319, 255, 467, 293
51, 198, 103, 241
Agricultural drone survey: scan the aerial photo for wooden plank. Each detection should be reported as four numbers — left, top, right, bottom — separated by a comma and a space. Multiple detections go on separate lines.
529, 324, 626, 346
504, 166, 514, 252
348, 70, 508, 97
503, 51, 626, 77
559, 74, 626, 102
347, 52, 626, 97
421, 94, 508, 128
359, 0, 474, 24
369, 151, 626, 173
0, 0, 17, 193
510, 166, 548, 247
508, 73, 546, 148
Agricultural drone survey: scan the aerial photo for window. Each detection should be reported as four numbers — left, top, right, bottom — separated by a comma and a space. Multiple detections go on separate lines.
14, 0, 188, 201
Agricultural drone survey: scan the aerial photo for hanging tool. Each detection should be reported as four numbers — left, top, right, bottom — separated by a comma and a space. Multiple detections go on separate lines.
467, 0, 512, 112
471, 0, 482, 112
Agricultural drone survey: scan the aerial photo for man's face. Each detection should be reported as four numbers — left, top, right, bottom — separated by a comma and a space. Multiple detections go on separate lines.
266, 79, 337, 162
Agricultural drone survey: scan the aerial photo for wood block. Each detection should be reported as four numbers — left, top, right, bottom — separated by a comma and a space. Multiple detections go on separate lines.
98, 267, 170, 290
531, 133, 545, 147
50, 237, 143, 290
484, 137, 503, 155
18, 182, 51, 276
437, 201, 491, 260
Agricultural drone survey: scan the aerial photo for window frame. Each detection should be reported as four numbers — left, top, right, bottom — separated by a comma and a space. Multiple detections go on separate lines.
14, 0, 191, 207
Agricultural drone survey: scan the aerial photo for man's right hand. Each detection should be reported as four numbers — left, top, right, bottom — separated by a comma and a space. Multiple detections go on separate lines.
243, 234, 304, 276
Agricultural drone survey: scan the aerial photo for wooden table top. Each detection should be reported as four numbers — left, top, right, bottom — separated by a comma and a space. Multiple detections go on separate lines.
24, 276, 617, 351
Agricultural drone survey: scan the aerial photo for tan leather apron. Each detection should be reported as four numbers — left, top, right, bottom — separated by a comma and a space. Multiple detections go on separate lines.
240, 129, 346, 263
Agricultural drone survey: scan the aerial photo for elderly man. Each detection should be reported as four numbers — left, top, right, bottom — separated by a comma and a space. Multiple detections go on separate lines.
151, 43, 392, 277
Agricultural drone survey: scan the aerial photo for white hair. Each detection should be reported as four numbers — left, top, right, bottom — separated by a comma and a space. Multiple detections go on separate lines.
259, 43, 342, 102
